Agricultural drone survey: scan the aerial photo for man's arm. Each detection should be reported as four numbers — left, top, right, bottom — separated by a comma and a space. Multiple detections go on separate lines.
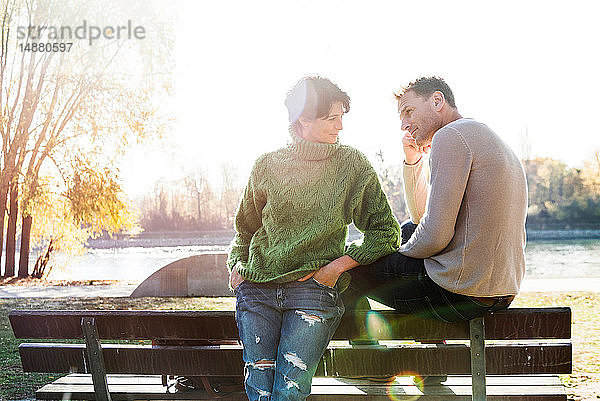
402, 132, 430, 223
400, 127, 472, 258
403, 158, 430, 223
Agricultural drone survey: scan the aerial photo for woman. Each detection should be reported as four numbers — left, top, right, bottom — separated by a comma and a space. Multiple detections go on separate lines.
228, 76, 399, 401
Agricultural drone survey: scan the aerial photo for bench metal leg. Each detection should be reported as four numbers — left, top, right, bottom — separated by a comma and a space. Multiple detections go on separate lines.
469, 317, 487, 401
82, 317, 112, 401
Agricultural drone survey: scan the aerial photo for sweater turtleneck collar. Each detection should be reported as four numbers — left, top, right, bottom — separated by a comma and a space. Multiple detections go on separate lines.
288, 128, 340, 161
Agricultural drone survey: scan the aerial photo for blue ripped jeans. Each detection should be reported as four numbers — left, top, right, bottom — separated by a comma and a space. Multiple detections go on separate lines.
235, 278, 344, 401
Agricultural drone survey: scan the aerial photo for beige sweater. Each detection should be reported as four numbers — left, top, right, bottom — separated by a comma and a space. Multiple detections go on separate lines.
400, 119, 527, 297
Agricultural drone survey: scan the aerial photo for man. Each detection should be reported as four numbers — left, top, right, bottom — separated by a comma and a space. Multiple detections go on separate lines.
343, 76, 528, 323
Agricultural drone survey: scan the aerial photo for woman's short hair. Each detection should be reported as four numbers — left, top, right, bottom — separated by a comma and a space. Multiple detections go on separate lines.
285, 76, 350, 130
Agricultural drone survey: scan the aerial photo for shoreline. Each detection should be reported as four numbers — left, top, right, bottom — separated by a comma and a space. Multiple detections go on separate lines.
1, 276, 599, 298
527, 229, 600, 240
81, 229, 600, 249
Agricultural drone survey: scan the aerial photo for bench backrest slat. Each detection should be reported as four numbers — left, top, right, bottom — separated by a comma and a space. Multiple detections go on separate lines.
9, 307, 571, 341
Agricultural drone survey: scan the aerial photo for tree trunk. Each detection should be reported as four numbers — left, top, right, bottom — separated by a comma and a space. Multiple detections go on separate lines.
0, 185, 8, 278
32, 238, 53, 279
196, 191, 202, 227
3, 183, 18, 277
18, 215, 32, 278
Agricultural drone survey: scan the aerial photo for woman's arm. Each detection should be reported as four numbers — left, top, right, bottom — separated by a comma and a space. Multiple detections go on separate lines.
345, 161, 401, 265
227, 161, 266, 277
303, 157, 401, 287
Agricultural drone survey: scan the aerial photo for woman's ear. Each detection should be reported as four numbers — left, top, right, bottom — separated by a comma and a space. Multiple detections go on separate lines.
298, 116, 312, 128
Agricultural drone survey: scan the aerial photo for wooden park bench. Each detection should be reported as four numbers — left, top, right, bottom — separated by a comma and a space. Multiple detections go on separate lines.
9, 307, 571, 400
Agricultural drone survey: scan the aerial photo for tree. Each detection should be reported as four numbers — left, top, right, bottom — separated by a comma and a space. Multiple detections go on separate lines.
21, 173, 102, 279
138, 164, 244, 232
375, 150, 408, 223
184, 168, 220, 229
523, 156, 600, 226
65, 156, 137, 235
219, 163, 240, 226
0, 0, 173, 277
581, 150, 600, 199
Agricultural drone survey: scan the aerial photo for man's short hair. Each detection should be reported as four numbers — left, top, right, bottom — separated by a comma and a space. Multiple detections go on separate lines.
394, 76, 456, 108
285, 76, 350, 129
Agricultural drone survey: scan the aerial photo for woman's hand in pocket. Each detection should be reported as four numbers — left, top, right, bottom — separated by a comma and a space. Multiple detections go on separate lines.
229, 264, 245, 290
300, 255, 360, 287
298, 268, 339, 288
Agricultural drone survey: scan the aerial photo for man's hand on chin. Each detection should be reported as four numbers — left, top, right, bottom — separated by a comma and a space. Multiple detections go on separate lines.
403, 132, 430, 164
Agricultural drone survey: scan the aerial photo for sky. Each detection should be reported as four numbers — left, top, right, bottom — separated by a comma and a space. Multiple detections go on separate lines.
121, 0, 600, 196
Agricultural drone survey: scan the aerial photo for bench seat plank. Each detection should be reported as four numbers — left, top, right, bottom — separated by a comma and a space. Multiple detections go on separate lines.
327, 342, 572, 375
20, 342, 572, 376
9, 308, 571, 341
36, 374, 567, 400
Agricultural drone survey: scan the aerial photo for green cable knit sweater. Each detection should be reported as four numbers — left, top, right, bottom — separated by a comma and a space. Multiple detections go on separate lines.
227, 130, 400, 284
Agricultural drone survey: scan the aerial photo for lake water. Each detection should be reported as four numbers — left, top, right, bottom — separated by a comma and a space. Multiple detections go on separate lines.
45, 238, 600, 282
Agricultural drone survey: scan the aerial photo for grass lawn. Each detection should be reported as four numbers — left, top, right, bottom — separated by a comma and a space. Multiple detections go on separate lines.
0, 292, 598, 400
510, 292, 600, 401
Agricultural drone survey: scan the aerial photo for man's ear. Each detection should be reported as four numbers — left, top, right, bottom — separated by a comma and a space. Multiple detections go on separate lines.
431, 91, 445, 111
